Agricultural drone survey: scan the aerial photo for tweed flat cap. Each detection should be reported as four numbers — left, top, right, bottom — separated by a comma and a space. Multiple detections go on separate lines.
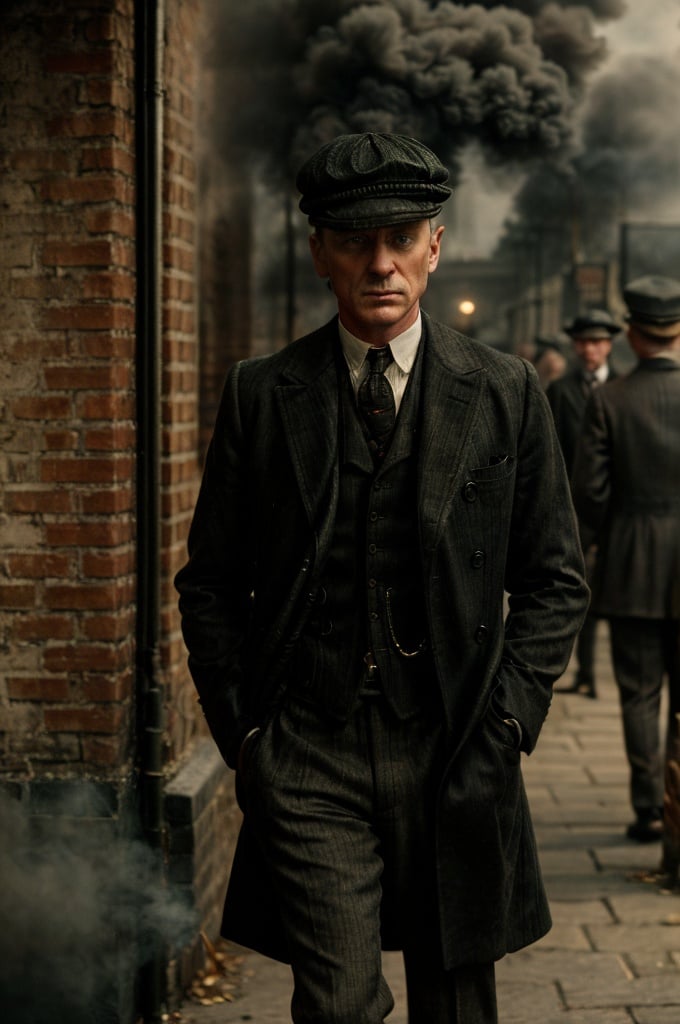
623, 275, 680, 336
564, 309, 621, 339
296, 133, 452, 230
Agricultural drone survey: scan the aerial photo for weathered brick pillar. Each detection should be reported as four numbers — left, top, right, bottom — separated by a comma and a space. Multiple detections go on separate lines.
1, 0, 137, 776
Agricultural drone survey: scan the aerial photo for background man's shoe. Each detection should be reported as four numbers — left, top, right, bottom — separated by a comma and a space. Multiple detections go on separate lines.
555, 677, 597, 699
626, 815, 663, 843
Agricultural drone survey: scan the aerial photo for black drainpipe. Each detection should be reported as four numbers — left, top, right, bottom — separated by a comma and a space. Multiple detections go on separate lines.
135, 0, 166, 1020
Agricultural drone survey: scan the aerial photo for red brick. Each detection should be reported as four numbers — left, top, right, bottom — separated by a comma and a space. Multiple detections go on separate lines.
83, 335, 134, 360
44, 643, 129, 672
82, 676, 128, 702
45, 521, 132, 548
46, 110, 131, 142
40, 455, 133, 484
82, 613, 134, 641
43, 240, 113, 267
12, 149, 73, 173
7, 553, 72, 578
84, 80, 132, 113
13, 615, 75, 642
81, 736, 121, 765
45, 582, 131, 611
44, 304, 135, 331
82, 272, 135, 300
82, 550, 134, 577
40, 174, 133, 205
12, 396, 72, 419
80, 488, 134, 514
84, 424, 135, 451
7, 677, 71, 702
44, 430, 79, 450
43, 51, 116, 76
6, 489, 74, 514
44, 364, 131, 391
0, 585, 37, 609
44, 705, 125, 734
78, 393, 134, 420
84, 207, 135, 237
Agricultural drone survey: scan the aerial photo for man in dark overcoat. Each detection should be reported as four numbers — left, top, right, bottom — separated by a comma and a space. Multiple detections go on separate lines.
547, 309, 620, 698
572, 276, 680, 844
175, 133, 589, 1023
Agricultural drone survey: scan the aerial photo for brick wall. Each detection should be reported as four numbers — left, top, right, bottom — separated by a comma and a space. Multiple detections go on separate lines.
1, 0, 138, 777
0, 1, 244, 1011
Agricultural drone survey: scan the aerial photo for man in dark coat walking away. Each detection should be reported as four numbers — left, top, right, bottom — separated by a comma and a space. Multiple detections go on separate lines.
548, 309, 620, 699
175, 132, 589, 1023
572, 276, 680, 844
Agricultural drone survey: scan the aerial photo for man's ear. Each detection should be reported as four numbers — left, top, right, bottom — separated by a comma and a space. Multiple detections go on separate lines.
428, 225, 445, 273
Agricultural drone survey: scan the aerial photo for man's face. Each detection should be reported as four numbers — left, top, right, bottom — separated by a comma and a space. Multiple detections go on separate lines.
572, 336, 612, 373
309, 220, 444, 345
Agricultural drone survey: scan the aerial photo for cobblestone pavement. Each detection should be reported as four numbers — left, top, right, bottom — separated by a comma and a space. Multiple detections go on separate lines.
176, 624, 680, 1023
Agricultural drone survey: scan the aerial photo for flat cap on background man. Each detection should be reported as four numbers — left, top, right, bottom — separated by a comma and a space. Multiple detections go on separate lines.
623, 275, 680, 335
296, 131, 452, 229
564, 309, 622, 340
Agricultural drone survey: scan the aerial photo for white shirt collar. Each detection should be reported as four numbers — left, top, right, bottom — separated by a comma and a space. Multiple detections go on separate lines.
338, 313, 422, 375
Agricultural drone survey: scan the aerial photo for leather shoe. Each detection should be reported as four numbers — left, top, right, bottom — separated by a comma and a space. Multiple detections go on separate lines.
626, 814, 663, 843
554, 676, 597, 699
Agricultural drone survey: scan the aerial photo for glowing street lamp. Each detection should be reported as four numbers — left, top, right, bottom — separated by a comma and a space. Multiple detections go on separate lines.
458, 299, 476, 316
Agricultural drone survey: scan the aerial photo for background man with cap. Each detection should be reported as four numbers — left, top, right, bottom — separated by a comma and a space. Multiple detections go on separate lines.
176, 132, 588, 1023
547, 309, 621, 698
572, 276, 680, 844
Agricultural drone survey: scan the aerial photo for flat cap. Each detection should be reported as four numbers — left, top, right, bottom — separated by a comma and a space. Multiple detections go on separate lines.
564, 308, 621, 340
296, 132, 451, 230
623, 275, 680, 336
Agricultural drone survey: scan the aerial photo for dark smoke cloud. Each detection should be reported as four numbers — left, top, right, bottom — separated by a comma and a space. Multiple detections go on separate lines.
0, 788, 196, 1024
212, 0, 627, 185
460, 0, 624, 85
495, 55, 680, 270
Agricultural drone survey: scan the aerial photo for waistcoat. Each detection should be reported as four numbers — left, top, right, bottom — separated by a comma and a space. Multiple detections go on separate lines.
290, 340, 435, 719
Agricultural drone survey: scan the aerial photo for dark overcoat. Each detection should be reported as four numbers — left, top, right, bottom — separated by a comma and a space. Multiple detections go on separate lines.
547, 366, 616, 472
571, 357, 680, 618
176, 313, 588, 970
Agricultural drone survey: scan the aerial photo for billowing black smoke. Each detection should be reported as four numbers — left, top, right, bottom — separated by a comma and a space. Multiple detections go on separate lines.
213, 0, 625, 185
495, 54, 680, 272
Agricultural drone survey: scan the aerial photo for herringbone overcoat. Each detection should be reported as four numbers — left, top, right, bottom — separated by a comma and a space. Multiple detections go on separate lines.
176, 313, 588, 969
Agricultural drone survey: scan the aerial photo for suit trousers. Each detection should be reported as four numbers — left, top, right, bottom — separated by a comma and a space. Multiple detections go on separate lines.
608, 616, 680, 815
241, 691, 498, 1024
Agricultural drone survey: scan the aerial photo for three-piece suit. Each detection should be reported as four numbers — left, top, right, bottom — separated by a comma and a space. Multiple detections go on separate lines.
176, 312, 588, 1011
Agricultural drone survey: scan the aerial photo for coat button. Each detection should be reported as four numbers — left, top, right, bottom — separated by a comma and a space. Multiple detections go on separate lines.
474, 625, 489, 645
368, 543, 377, 555
471, 550, 485, 568
463, 481, 478, 502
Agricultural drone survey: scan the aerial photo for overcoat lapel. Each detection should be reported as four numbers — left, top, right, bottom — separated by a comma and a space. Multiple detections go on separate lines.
418, 320, 485, 557
274, 323, 340, 556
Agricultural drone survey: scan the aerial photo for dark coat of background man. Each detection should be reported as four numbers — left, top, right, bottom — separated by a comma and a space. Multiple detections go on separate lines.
572, 275, 680, 846
547, 309, 621, 700
175, 132, 589, 1024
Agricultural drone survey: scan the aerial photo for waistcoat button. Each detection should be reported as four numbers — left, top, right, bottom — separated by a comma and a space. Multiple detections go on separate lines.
474, 625, 489, 644
471, 550, 485, 568
463, 481, 478, 502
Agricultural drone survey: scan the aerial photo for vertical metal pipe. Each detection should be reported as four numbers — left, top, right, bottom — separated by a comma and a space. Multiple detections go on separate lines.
134, 0, 166, 1019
